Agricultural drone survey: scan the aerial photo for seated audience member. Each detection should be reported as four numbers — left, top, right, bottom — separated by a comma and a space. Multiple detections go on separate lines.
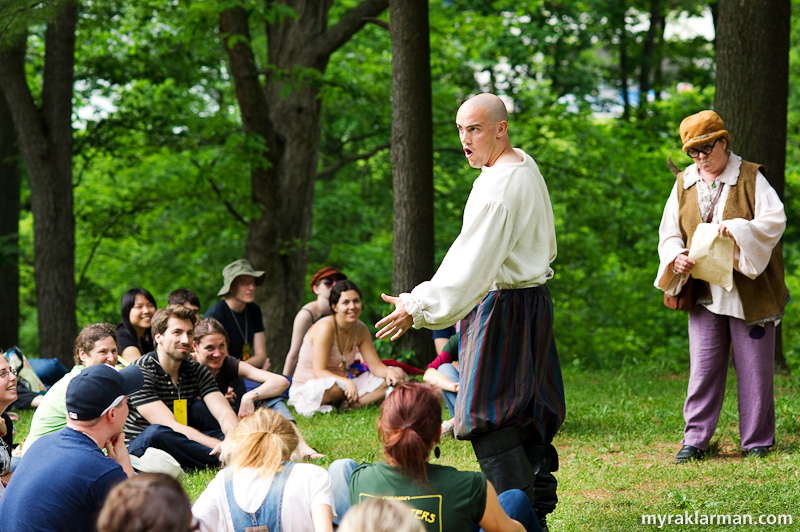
125, 305, 239, 470
422, 331, 460, 438
193, 408, 335, 532
4, 347, 45, 410
0, 364, 142, 531
115, 287, 157, 365
289, 280, 405, 416
168, 288, 202, 322
283, 266, 347, 377
339, 498, 425, 532
329, 382, 539, 532
205, 259, 268, 369
97, 473, 195, 532
24, 323, 120, 453
0, 354, 19, 496
192, 318, 322, 459
432, 325, 456, 354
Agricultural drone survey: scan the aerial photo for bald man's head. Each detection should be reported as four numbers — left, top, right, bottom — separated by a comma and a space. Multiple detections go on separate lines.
460, 93, 509, 126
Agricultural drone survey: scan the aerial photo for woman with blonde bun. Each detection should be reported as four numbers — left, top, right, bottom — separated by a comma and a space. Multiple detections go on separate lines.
339, 498, 424, 532
192, 409, 335, 532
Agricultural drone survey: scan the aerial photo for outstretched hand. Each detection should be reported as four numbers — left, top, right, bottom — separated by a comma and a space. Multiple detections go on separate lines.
375, 293, 414, 341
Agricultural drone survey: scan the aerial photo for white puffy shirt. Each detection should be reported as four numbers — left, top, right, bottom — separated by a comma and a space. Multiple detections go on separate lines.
402, 148, 557, 329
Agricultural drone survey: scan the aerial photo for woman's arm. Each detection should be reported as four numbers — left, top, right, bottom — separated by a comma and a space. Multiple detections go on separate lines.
119, 346, 142, 364
237, 364, 291, 418
357, 323, 405, 385
283, 309, 314, 377
311, 504, 334, 532
477, 481, 526, 532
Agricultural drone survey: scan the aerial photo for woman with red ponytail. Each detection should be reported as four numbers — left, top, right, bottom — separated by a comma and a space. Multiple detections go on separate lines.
329, 382, 540, 532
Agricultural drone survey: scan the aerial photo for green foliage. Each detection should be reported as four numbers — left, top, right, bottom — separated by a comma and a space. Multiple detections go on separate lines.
5, 0, 799, 374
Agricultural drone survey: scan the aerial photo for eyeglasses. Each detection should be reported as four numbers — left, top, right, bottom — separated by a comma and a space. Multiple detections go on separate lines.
322, 277, 343, 288
687, 138, 719, 159
0, 368, 18, 379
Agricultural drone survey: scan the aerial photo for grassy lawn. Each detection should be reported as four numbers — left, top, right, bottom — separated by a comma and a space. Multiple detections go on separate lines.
12, 367, 800, 531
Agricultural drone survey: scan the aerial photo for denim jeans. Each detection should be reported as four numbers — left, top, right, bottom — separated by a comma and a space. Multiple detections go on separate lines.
437, 362, 459, 417
328, 458, 358, 525
469, 489, 540, 532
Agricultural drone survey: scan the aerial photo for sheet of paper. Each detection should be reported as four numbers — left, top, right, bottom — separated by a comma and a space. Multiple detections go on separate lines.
688, 223, 734, 291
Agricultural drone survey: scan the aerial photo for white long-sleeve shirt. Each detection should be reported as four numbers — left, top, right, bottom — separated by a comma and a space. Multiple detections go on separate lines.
654, 153, 786, 320
401, 148, 557, 329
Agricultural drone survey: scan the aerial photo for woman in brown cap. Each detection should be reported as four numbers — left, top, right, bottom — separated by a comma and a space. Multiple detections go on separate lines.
654, 110, 788, 463
282, 266, 347, 377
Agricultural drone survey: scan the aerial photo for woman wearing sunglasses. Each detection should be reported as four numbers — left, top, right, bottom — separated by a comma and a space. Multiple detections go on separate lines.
282, 266, 347, 377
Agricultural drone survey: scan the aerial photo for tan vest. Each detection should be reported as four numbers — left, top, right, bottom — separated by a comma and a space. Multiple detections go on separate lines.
676, 160, 789, 325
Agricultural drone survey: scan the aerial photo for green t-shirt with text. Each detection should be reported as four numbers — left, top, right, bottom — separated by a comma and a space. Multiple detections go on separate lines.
349, 461, 487, 532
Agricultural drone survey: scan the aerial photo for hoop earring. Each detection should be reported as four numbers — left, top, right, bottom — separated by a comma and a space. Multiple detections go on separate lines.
434, 446, 441, 459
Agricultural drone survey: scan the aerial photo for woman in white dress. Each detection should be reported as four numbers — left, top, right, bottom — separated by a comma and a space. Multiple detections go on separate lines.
288, 280, 405, 417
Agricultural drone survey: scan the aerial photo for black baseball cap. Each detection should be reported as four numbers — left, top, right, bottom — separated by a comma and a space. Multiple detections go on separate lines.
66, 364, 143, 421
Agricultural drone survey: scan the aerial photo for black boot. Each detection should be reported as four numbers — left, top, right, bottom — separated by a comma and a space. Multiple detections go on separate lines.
524, 443, 559, 529
471, 427, 536, 503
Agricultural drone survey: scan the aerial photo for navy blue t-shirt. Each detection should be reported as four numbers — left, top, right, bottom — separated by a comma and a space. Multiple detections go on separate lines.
0, 427, 127, 532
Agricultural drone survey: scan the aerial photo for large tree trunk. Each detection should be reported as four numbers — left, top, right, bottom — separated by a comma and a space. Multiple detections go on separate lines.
714, 0, 790, 371
637, 0, 661, 115
220, 0, 389, 370
390, 0, 435, 365
0, 90, 21, 348
0, 5, 77, 365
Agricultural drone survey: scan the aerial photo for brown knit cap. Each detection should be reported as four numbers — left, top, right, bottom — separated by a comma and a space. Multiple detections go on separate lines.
679, 110, 730, 152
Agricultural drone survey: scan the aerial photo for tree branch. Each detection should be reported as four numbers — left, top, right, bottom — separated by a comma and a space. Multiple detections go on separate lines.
313, 0, 389, 64
317, 141, 390, 181
363, 17, 389, 31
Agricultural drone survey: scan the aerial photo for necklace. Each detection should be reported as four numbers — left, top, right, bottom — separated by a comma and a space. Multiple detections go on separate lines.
226, 303, 248, 343
334, 319, 356, 372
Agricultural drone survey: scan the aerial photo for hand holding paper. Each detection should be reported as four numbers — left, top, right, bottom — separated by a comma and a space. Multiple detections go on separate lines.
687, 223, 735, 291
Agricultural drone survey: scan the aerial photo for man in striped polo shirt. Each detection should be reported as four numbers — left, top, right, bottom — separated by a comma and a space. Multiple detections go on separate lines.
124, 304, 239, 470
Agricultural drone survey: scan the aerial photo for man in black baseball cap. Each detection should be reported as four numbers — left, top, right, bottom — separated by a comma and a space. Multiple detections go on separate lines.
0, 364, 143, 532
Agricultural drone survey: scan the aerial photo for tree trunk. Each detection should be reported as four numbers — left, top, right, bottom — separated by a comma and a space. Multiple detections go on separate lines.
714, 0, 790, 371
637, 0, 661, 115
220, 0, 389, 370
390, 0, 435, 365
0, 90, 21, 348
617, 6, 630, 121
0, 5, 77, 366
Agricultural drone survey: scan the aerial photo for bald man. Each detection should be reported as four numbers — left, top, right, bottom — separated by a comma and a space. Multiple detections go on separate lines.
377, 93, 565, 531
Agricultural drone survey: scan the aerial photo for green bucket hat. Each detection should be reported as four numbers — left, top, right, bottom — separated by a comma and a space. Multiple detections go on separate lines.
217, 259, 265, 296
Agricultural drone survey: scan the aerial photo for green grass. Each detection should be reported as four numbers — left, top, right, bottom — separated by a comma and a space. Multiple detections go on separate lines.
12, 368, 800, 531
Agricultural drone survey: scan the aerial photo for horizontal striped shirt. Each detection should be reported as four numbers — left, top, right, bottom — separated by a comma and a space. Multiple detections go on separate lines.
124, 351, 219, 443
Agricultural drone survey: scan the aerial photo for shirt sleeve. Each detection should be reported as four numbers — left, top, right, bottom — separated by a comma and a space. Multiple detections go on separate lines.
723, 171, 786, 278
128, 361, 160, 408
192, 472, 227, 532
196, 364, 222, 398
654, 181, 690, 295
402, 200, 516, 329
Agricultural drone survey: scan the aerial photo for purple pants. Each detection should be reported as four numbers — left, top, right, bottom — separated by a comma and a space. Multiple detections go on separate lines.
683, 306, 775, 451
